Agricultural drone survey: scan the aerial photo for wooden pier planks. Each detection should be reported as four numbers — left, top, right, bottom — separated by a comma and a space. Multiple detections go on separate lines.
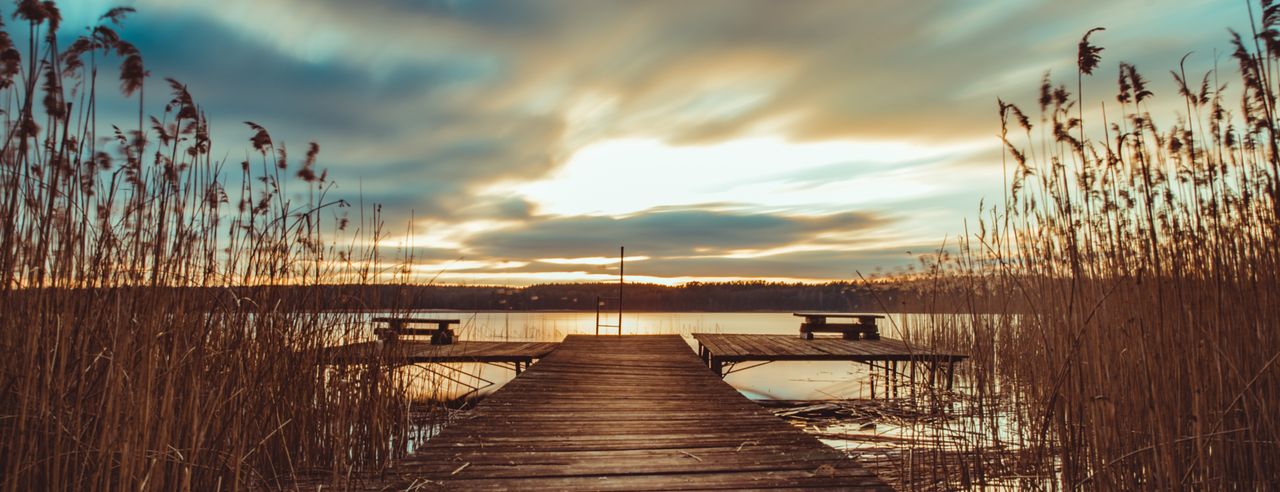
319, 340, 560, 365
372, 335, 892, 490
693, 334, 967, 363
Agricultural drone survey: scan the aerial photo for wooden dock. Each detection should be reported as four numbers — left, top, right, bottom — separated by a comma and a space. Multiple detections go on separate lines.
693, 333, 967, 389
319, 340, 560, 372
357, 335, 891, 490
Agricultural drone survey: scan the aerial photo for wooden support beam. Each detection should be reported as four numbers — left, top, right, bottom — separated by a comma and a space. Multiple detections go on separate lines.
890, 361, 897, 398
946, 361, 956, 390
869, 362, 877, 399
909, 359, 916, 399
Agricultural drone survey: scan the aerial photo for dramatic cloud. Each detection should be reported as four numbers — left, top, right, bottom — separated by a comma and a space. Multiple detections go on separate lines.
49, 0, 1257, 283
627, 247, 934, 280
465, 208, 886, 259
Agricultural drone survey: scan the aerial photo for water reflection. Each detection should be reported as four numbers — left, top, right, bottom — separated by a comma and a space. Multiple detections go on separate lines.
382, 311, 1010, 489
375, 311, 926, 401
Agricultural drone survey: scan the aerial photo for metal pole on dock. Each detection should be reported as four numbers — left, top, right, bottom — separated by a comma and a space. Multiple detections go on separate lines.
618, 246, 624, 336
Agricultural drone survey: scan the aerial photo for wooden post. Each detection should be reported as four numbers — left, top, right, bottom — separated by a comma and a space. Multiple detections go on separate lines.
909, 359, 917, 399
946, 361, 956, 390
869, 362, 876, 399
885, 362, 892, 398
891, 362, 898, 398
711, 358, 724, 377
388, 319, 403, 342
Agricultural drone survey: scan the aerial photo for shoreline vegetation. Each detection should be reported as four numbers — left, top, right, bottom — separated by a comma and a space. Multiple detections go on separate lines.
889, 13, 1279, 491
0, 4, 425, 490
0, 282, 931, 312
0, 1, 1276, 491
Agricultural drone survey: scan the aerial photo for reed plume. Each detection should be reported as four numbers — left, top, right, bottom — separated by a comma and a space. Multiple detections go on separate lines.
0, 3, 423, 490
894, 17, 1280, 490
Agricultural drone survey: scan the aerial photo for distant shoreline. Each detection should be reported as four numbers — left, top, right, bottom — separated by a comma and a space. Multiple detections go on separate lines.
302, 309, 931, 315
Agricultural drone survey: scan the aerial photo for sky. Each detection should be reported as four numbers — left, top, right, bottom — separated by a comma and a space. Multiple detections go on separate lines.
51, 0, 1253, 285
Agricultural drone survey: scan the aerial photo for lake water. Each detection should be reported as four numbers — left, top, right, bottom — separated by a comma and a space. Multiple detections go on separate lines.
376, 311, 932, 401
382, 310, 1004, 472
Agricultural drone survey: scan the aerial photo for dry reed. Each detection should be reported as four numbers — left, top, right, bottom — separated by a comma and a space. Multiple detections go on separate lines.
889, 6, 1280, 490
0, 3, 437, 490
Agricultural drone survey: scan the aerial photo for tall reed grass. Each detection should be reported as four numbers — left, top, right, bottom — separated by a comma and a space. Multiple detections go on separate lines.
895, 5, 1280, 490
0, 4, 425, 490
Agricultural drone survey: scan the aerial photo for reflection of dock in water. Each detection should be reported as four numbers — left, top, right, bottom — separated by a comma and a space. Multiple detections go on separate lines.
336, 335, 895, 490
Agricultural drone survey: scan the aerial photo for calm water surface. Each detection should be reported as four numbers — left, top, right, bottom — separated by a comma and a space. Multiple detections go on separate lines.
374, 311, 932, 401
380, 311, 1004, 463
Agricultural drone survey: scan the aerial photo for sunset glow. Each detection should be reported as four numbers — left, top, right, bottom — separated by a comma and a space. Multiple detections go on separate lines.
59, 0, 1255, 285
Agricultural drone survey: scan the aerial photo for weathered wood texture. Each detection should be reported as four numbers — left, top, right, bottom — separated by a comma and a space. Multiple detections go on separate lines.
357, 335, 892, 490
791, 312, 886, 319
693, 334, 967, 363
370, 317, 463, 325
318, 340, 560, 365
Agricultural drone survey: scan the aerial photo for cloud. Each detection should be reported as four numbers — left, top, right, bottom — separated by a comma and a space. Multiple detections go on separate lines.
44, 0, 1260, 284
100, 0, 1254, 175
464, 208, 886, 259
122, 0, 1254, 150
79, 7, 567, 226
625, 247, 930, 280
408, 239, 934, 283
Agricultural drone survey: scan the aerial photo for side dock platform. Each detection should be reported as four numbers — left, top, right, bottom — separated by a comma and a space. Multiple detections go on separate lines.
693, 333, 968, 390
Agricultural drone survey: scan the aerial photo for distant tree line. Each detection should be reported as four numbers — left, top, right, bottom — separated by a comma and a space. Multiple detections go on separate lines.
18, 280, 1029, 313
14, 281, 901, 312
263, 281, 911, 312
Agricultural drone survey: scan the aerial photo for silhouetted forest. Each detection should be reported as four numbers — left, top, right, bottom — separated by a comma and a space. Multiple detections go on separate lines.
280, 281, 908, 312
485, 281, 899, 312
19, 281, 918, 313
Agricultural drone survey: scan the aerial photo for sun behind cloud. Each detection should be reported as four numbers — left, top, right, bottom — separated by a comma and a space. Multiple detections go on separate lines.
57, 0, 1255, 284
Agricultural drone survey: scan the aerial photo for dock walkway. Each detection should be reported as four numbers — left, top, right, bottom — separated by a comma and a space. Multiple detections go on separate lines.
367, 335, 891, 490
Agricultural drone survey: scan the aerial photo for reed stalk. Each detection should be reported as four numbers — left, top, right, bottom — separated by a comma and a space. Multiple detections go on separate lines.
893, 8, 1280, 489
0, 4, 424, 490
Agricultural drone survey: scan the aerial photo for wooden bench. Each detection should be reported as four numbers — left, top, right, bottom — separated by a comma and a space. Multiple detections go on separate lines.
793, 312, 885, 340
372, 317, 461, 345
